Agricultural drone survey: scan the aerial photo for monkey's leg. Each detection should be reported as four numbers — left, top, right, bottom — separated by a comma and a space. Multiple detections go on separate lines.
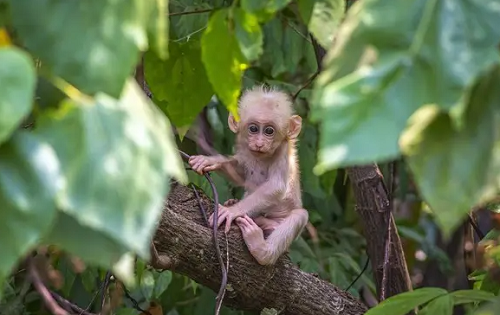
237, 209, 308, 265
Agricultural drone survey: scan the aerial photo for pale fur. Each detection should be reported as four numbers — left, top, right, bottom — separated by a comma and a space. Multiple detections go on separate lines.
188, 85, 308, 265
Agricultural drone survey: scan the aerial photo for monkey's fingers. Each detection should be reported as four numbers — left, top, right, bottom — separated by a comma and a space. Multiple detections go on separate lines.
217, 211, 229, 229
236, 220, 250, 234
203, 163, 219, 172
244, 215, 259, 228
225, 215, 236, 233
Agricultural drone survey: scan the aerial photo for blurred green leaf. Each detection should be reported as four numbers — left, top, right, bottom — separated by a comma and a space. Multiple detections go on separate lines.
401, 69, 500, 236
365, 287, 448, 315
201, 9, 247, 118
145, 40, 213, 128
419, 294, 453, 315
141, 269, 155, 300
451, 290, 495, 305
36, 79, 186, 261
0, 47, 35, 144
0, 132, 59, 291
298, 0, 345, 48
147, 0, 169, 60
311, 0, 500, 172
241, 0, 292, 21
234, 8, 263, 62
9, 0, 155, 97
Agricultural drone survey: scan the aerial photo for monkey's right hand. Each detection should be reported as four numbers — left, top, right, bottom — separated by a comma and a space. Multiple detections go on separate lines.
208, 204, 244, 233
188, 155, 221, 175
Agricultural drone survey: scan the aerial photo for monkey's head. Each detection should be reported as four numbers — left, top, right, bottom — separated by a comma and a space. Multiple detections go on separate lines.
228, 85, 302, 157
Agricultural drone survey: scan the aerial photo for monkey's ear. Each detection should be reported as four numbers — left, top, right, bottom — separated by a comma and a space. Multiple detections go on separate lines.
228, 113, 239, 133
288, 115, 302, 139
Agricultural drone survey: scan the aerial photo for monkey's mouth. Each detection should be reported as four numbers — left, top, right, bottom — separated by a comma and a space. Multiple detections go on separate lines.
250, 149, 267, 155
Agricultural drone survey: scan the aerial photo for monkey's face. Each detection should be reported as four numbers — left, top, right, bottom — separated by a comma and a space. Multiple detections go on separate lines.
243, 121, 284, 156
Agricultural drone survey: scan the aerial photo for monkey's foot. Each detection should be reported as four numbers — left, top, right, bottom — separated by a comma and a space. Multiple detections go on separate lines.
223, 198, 239, 207
236, 215, 271, 265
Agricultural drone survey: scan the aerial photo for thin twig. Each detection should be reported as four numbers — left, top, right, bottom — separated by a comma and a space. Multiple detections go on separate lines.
49, 290, 97, 315
122, 285, 152, 315
99, 271, 112, 313
292, 71, 320, 100
191, 183, 209, 225
169, 8, 212, 17
179, 150, 228, 315
28, 258, 69, 315
380, 161, 396, 300
345, 257, 370, 292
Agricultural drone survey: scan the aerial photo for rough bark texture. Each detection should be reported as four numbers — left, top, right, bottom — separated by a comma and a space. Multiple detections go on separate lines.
151, 181, 368, 315
346, 165, 413, 299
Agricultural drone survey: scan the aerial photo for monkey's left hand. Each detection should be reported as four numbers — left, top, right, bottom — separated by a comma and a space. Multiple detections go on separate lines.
208, 204, 244, 233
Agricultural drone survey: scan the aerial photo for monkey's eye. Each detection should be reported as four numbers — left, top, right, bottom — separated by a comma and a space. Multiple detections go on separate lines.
264, 126, 275, 136
248, 124, 259, 134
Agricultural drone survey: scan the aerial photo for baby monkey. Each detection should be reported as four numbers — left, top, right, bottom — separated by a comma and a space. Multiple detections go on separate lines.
189, 85, 308, 265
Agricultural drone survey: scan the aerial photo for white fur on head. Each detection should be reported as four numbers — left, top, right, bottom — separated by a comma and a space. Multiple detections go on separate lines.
238, 85, 294, 129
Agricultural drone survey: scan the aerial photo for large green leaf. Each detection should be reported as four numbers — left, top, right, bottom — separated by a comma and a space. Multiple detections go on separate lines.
9, 0, 155, 97
201, 9, 247, 118
35, 79, 186, 259
144, 40, 213, 128
401, 69, 500, 236
365, 287, 448, 315
298, 0, 345, 49
419, 294, 453, 315
0, 47, 35, 144
310, 0, 500, 172
0, 132, 59, 287
234, 8, 263, 62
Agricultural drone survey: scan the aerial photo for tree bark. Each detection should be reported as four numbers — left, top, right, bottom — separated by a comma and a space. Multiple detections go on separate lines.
151, 181, 368, 315
346, 165, 413, 299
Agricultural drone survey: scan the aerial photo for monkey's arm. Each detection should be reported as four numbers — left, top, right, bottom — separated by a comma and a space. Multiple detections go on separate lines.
188, 154, 245, 186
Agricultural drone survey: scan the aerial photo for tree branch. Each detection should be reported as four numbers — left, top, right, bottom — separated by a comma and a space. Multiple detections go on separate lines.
151, 181, 368, 315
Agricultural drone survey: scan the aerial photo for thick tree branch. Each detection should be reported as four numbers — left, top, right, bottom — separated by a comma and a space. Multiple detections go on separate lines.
151, 181, 367, 315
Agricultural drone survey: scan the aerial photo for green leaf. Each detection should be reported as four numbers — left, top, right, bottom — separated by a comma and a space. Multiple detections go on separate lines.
401, 69, 500, 236
0, 47, 35, 144
298, 0, 345, 48
0, 132, 59, 287
241, 0, 292, 20
282, 25, 304, 75
451, 290, 495, 305
365, 287, 448, 315
36, 79, 186, 259
201, 9, 247, 118
140, 269, 155, 300
298, 124, 326, 198
311, 0, 500, 172
170, 4, 211, 40
43, 212, 131, 275
234, 8, 263, 62
153, 270, 172, 298
144, 40, 213, 128
9, 0, 154, 97
419, 294, 453, 315
147, 0, 169, 60
259, 18, 286, 77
